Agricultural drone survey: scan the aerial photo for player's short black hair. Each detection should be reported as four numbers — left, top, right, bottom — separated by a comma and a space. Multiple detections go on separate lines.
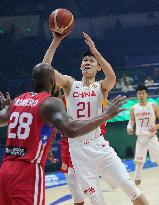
82, 51, 95, 59
82, 51, 100, 66
136, 85, 148, 93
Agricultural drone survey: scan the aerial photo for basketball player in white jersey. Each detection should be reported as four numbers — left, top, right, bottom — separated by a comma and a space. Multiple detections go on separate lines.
127, 85, 159, 185
42, 32, 149, 205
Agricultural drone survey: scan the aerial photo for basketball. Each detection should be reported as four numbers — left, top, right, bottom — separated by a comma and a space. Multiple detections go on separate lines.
49, 8, 74, 35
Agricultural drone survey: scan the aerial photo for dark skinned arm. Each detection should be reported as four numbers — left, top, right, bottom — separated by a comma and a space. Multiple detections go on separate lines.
40, 95, 126, 138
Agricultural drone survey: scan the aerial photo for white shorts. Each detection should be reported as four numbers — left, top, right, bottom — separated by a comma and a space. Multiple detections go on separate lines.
135, 135, 159, 163
69, 136, 141, 201
66, 168, 84, 203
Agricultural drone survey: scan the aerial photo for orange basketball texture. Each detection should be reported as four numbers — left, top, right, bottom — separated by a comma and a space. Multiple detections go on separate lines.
49, 8, 74, 34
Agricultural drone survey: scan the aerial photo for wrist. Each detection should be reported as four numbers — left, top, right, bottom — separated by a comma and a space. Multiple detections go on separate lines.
101, 113, 109, 121
93, 50, 101, 58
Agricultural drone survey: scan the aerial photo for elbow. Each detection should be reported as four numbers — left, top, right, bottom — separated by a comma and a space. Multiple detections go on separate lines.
69, 131, 79, 138
111, 73, 116, 84
108, 74, 116, 88
66, 128, 81, 138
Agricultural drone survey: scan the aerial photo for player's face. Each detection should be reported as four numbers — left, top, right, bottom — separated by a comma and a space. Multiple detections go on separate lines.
81, 56, 99, 78
137, 90, 148, 101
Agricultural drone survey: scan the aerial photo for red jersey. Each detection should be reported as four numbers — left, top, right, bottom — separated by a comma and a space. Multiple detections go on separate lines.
4, 92, 55, 167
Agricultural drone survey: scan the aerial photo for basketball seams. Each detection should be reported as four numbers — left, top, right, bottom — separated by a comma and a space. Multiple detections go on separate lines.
49, 8, 74, 34
53, 9, 59, 32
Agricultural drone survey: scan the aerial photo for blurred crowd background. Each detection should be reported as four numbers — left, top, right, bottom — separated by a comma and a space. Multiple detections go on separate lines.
1, 0, 159, 171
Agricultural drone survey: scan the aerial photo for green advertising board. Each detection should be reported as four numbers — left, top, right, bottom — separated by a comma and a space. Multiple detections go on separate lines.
108, 97, 159, 122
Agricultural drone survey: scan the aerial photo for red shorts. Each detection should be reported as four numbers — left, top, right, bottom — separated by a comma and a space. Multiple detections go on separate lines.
0, 160, 45, 205
60, 137, 73, 173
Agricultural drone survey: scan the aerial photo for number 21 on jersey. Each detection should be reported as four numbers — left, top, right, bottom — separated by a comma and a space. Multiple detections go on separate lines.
77, 102, 91, 118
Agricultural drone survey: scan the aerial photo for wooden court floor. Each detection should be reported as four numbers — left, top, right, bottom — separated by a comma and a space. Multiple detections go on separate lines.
46, 167, 159, 205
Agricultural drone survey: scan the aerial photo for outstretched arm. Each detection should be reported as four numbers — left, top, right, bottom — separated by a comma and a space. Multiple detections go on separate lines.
83, 32, 116, 97
0, 106, 10, 127
40, 95, 126, 138
0, 92, 11, 127
42, 32, 74, 95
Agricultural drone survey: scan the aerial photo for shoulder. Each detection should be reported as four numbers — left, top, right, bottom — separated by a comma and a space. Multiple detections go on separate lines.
62, 76, 75, 96
15, 92, 28, 99
41, 97, 65, 110
39, 97, 66, 125
64, 75, 75, 82
132, 103, 139, 108
40, 97, 66, 118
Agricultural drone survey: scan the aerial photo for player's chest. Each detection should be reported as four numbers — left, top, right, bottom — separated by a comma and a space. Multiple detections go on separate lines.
71, 88, 100, 104
134, 107, 153, 119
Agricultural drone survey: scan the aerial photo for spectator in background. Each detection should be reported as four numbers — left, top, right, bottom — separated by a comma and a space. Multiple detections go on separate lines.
121, 73, 133, 84
115, 79, 122, 89
121, 78, 134, 93
144, 76, 154, 87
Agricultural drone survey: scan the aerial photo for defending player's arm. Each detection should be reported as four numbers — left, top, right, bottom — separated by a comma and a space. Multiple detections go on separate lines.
83, 32, 116, 98
0, 106, 10, 127
0, 92, 11, 127
42, 32, 74, 95
0, 92, 11, 109
40, 95, 126, 138
127, 107, 135, 135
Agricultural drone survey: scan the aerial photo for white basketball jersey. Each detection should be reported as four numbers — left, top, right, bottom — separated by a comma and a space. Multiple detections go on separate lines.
67, 81, 103, 143
133, 102, 156, 136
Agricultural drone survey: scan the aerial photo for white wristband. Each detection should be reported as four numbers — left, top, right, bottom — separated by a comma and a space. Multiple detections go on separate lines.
127, 120, 134, 129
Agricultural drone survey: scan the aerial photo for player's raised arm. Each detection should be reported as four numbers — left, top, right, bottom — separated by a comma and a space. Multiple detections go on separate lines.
83, 32, 116, 97
127, 107, 135, 135
42, 32, 74, 94
40, 95, 126, 138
